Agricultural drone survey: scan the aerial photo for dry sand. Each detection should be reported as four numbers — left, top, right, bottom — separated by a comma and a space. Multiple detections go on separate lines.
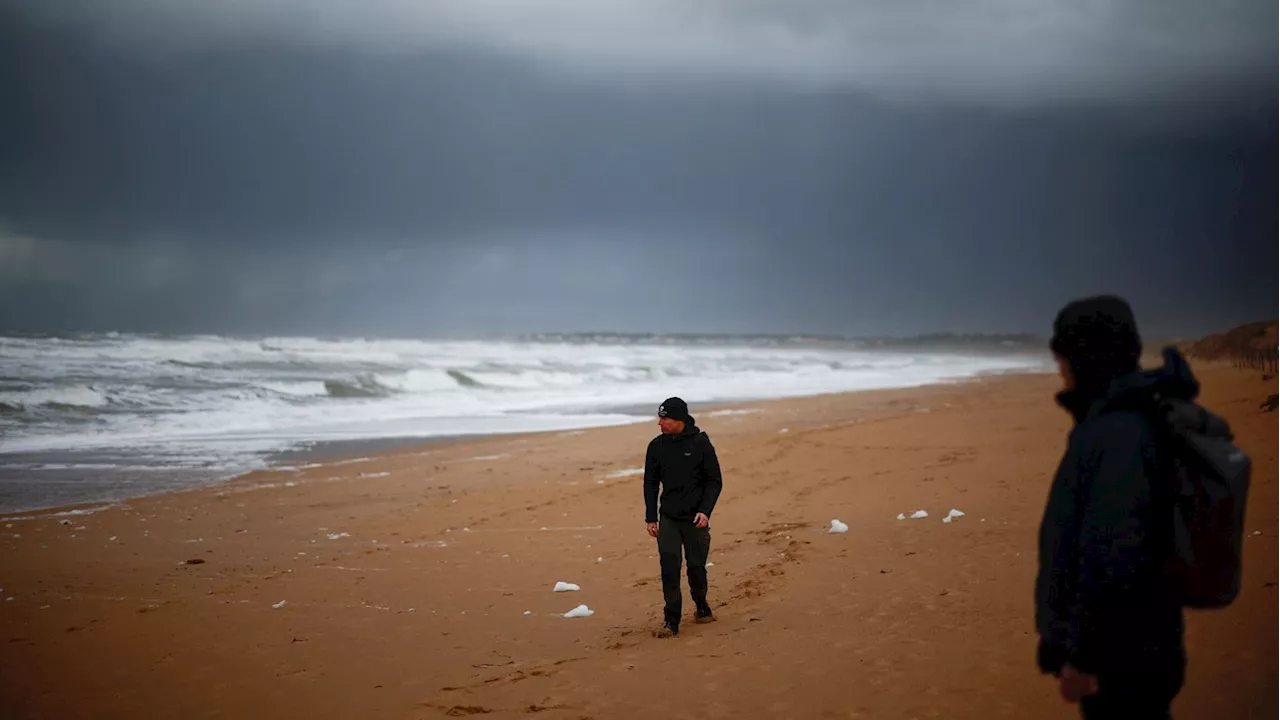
1, 367, 1275, 719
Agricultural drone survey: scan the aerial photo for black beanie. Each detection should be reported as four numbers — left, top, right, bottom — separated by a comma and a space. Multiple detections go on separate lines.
1050, 295, 1142, 390
658, 397, 692, 424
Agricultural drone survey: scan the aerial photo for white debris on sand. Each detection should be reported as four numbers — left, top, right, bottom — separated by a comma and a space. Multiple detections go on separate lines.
523, 610, 533, 616
53, 506, 108, 517
605, 468, 645, 479
272, 600, 287, 609
829, 519, 849, 534
8, 505, 120, 522
331, 457, 373, 466
327, 532, 351, 540
909, 510, 929, 519
779, 428, 790, 434
553, 582, 581, 593
942, 509, 966, 524
708, 408, 761, 417
563, 605, 594, 619
897, 513, 906, 520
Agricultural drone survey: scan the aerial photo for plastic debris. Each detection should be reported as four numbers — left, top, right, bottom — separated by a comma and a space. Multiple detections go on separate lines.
563, 604, 594, 619
553, 582, 581, 593
909, 510, 929, 519
272, 600, 287, 609
829, 519, 849, 534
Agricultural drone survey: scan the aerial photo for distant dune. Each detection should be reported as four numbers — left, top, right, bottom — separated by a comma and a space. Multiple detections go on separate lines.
1183, 321, 1279, 360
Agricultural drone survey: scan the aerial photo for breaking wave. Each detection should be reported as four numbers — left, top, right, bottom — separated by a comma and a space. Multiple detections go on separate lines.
323, 377, 390, 398
0, 386, 110, 411
0, 332, 1049, 512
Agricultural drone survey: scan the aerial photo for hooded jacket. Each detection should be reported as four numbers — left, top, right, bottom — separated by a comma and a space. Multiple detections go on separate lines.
1035, 347, 1195, 675
643, 422, 723, 524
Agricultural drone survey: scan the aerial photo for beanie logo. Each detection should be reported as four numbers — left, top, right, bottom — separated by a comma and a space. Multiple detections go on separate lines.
659, 405, 667, 417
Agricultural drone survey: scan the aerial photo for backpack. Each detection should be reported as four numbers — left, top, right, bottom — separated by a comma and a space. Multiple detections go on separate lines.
1157, 397, 1252, 609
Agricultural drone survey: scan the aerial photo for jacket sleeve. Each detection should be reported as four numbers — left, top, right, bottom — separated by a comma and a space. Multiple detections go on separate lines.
1035, 444, 1083, 675
696, 434, 723, 517
1067, 418, 1156, 674
643, 442, 660, 523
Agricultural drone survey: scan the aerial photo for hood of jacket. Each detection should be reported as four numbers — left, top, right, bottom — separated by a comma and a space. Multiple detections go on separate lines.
1056, 346, 1200, 423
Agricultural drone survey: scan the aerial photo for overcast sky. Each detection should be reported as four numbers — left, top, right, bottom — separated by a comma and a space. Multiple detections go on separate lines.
1, 1, 1274, 339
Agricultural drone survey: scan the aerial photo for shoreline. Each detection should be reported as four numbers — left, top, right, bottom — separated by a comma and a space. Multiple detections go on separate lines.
0, 367, 1050, 518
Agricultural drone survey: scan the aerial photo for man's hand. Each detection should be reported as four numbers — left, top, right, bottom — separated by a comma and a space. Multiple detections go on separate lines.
693, 513, 710, 529
646, 522, 659, 538
1058, 664, 1099, 703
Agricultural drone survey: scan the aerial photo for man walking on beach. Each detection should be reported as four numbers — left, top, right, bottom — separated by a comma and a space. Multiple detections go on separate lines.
644, 397, 723, 638
1036, 296, 1188, 719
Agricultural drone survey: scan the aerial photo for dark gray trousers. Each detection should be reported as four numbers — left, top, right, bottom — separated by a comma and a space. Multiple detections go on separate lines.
1080, 662, 1184, 720
657, 516, 711, 625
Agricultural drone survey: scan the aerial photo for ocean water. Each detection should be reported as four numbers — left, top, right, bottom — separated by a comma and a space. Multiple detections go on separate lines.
0, 333, 1047, 512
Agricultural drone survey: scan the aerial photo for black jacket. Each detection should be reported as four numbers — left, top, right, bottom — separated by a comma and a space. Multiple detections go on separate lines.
1035, 353, 1195, 675
643, 423, 723, 523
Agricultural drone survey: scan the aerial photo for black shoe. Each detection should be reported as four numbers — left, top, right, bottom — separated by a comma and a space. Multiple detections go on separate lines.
694, 605, 716, 624
654, 621, 679, 638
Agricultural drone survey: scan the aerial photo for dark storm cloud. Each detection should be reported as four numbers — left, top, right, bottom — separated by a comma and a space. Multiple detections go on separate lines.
0, 1, 1274, 338
18, 0, 1276, 107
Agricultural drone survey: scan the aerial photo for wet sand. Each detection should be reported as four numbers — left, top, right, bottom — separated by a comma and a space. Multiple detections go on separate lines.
1, 366, 1275, 719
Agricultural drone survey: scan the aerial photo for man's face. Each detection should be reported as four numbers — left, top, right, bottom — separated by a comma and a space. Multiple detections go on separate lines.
658, 416, 685, 434
1055, 354, 1075, 390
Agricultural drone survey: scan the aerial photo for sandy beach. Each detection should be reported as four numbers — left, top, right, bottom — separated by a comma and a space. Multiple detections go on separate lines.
0, 365, 1274, 719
